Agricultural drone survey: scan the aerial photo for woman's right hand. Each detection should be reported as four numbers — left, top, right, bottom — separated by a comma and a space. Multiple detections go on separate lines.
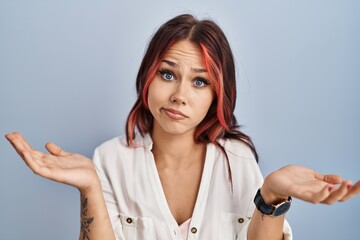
5, 132, 100, 194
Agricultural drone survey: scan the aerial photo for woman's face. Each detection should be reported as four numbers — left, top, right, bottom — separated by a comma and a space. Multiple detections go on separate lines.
148, 40, 214, 138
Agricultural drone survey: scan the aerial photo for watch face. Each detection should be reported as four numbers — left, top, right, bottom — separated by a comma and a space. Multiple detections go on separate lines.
273, 201, 291, 217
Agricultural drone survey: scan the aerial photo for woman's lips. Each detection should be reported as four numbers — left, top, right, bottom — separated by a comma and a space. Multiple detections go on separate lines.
162, 108, 189, 120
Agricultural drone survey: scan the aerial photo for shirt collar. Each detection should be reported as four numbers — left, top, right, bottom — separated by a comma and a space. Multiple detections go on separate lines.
142, 132, 153, 151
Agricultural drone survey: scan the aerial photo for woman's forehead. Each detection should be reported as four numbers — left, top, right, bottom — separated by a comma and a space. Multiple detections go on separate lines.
161, 40, 205, 69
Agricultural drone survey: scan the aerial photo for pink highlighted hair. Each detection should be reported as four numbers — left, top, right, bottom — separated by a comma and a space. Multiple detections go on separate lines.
125, 14, 258, 161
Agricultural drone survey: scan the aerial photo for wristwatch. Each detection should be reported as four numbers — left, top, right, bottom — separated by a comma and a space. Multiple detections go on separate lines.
254, 188, 292, 217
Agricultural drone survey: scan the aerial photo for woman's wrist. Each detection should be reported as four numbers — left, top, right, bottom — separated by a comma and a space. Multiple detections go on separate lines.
261, 181, 289, 205
260, 188, 283, 205
79, 179, 102, 196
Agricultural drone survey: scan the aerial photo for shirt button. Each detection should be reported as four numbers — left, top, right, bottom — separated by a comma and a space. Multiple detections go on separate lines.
126, 217, 133, 224
238, 218, 244, 223
191, 227, 197, 234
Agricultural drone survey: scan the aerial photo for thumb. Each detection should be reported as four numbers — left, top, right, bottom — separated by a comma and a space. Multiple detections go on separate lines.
316, 172, 342, 184
323, 175, 343, 184
45, 142, 70, 157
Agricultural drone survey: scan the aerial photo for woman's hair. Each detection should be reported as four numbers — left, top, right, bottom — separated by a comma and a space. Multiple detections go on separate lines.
125, 14, 258, 161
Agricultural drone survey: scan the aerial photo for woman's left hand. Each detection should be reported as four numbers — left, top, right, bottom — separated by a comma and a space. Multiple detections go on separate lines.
261, 165, 360, 205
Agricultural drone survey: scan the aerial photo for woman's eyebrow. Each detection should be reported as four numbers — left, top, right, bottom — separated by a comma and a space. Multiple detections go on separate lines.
162, 59, 178, 68
191, 68, 207, 73
162, 59, 207, 73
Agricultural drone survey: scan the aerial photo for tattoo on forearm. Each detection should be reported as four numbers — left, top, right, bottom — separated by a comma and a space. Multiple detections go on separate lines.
80, 194, 94, 240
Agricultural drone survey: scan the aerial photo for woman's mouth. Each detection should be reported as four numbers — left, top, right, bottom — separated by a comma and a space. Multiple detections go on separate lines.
162, 108, 189, 120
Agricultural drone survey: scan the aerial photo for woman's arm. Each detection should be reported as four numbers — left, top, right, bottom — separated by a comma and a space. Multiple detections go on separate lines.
79, 184, 115, 240
248, 165, 360, 240
247, 192, 286, 240
5, 132, 116, 240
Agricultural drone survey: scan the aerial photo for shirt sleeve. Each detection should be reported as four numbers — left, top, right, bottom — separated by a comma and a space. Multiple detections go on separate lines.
93, 147, 125, 240
237, 218, 292, 240
224, 139, 293, 240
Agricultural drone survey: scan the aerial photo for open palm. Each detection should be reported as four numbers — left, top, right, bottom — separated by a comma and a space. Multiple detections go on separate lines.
5, 132, 99, 193
263, 165, 360, 205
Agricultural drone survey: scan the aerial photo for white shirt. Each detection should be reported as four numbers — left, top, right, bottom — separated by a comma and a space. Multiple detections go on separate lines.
93, 133, 292, 240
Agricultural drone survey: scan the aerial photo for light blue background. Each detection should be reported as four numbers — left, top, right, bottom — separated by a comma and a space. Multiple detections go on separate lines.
1, 1, 359, 239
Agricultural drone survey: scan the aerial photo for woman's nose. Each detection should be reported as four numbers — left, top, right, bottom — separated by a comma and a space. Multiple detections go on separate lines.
170, 81, 187, 105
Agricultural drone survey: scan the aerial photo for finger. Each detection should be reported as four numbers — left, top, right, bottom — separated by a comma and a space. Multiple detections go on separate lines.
340, 180, 360, 202
12, 132, 34, 151
6, 134, 28, 158
45, 142, 70, 157
6, 133, 48, 165
5, 132, 18, 142
5, 133, 21, 150
315, 172, 342, 184
304, 184, 333, 203
321, 180, 352, 205
5, 132, 33, 152
5, 132, 33, 158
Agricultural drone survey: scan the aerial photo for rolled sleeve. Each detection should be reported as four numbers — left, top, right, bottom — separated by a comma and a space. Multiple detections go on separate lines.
237, 218, 292, 240
93, 148, 125, 240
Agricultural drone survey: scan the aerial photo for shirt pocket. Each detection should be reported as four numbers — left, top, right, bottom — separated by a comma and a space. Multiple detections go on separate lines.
119, 213, 155, 240
218, 212, 250, 240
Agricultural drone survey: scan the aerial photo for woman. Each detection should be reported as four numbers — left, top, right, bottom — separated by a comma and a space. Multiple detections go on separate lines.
5, 14, 359, 240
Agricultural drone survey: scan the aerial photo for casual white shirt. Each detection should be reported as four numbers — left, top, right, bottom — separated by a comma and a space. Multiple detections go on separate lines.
93, 133, 292, 240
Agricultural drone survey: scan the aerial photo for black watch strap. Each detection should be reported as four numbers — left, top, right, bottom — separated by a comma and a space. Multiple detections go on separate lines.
254, 188, 292, 217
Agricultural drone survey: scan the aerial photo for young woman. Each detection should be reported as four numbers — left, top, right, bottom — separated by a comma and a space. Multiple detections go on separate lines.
6, 14, 359, 240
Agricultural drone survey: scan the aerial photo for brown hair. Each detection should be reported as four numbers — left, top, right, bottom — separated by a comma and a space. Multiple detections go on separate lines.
125, 14, 258, 161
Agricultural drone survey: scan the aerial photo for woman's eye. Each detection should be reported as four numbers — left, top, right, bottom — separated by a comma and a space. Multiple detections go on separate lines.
159, 70, 174, 81
194, 78, 209, 87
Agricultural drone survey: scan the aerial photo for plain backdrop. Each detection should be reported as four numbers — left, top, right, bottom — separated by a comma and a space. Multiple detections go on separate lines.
0, 1, 359, 239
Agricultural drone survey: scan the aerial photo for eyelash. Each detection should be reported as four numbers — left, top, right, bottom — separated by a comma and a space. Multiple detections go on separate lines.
158, 69, 210, 87
158, 70, 175, 81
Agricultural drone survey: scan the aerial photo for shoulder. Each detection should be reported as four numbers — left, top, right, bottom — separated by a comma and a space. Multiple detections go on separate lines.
93, 133, 149, 162
93, 134, 150, 175
217, 138, 263, 193
95, 135, 127, 156
218, 138, 256, 161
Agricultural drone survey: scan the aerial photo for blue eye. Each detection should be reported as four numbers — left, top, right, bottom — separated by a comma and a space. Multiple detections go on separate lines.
159, 70, 174, 81
194, 78, 209, 87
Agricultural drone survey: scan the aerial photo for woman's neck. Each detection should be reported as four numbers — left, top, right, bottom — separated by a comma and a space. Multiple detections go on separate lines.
150, 127, 206, 170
